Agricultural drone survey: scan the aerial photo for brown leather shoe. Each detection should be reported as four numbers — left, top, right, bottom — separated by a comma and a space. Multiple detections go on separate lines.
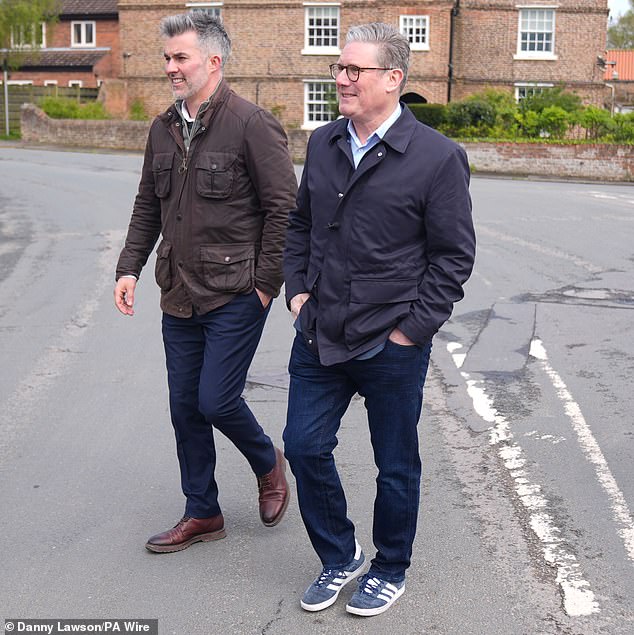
145, 515, 226, 553
257, 447, 290, 527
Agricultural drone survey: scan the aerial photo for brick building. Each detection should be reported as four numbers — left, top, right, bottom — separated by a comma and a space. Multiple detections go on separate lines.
119, 0, 609, 129
452, 0, 609, 105
7, 0, 120, 89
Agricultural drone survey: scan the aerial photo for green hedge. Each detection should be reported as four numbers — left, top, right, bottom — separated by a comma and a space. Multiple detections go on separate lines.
405, 89, 634, 144
38, 96, 110, 120
407, 103, 446, 129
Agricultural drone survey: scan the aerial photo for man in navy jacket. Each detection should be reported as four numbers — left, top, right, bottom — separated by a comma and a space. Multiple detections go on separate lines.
283, 22, 475, 617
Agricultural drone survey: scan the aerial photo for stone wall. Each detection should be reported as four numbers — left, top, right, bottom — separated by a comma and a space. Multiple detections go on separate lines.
21, 105, 633, 182
20, 104, 150, 152
462, 141, 633, 182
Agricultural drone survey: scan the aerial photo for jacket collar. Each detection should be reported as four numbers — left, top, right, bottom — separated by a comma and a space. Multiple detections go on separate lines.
160, 79, 231, 127
327, 103, 417, 154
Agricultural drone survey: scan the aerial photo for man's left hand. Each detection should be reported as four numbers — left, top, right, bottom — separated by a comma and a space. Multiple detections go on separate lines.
255, 288, 272, 309
388, 328, 416, 346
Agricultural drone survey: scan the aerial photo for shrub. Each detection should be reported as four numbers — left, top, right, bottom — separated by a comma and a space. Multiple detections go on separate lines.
407, 103, 447, 129
445, 100, 496, 135
538, 106, 569, 139
514, 110, 540, 137
519, 86, 582, 116
466, 88, 517, 128
610, 112, 634, 143
39, 96, 81, 118
129, 98, 149, 121
577, 106, 614, 140
38, 96, 109, 120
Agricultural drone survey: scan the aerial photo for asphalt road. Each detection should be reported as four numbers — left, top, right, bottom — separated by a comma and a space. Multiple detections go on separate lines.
0, 145, 633, 635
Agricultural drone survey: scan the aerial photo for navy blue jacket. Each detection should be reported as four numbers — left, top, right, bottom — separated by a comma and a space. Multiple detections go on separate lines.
284, 106, 476, 366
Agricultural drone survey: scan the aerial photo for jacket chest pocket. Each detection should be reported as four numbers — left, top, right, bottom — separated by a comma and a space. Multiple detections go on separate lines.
200, 243, 254, 293
152, 153, 174, 199
195, 152, 237, 199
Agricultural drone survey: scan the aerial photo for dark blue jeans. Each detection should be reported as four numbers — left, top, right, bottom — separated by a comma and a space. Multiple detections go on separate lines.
162, 291, 276, 518
284, 333, 432, 583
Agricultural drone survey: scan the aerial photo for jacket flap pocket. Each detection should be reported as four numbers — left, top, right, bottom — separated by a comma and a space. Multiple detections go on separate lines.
200, 243, 255, 265
152, 152, 174, 172
156, 240, 172, 258
350, 279, 418, 304
195, 152, 238, 173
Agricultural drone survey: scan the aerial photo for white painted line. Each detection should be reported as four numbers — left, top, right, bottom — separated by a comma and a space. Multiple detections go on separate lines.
448, 342, 600, 617
530, 339, 634, 564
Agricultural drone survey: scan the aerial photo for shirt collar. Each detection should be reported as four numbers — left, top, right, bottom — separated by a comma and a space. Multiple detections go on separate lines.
347, 102, 403, 148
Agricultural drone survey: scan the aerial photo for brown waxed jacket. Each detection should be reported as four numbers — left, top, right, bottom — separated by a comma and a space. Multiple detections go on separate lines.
116, 80, 297, 318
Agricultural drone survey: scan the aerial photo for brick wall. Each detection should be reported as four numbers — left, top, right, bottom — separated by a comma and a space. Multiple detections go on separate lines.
20, 103, 150, 151
20, 104, 632, 182
117, 1, 460, 125
453, 1, 607, 104
461, 141, 633, 182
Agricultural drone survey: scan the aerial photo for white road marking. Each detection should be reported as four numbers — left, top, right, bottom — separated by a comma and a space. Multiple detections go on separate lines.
448, 341, 600, 617
530, 339, 634, 563
524, 431, 566, 444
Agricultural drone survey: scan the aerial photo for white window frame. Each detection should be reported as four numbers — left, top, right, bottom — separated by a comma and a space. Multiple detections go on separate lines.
44, 80, 58, 86
302, 3, 340, 56
399, 15, 430, 51
303, 79, 337, 129
71, 21, 96, 47
514, 6, 558, 60
6, 80, 34, 86
185, 2, 223, 18
514, 82, 554, 101
10, 22, 46, 48
68, 80, 83, 88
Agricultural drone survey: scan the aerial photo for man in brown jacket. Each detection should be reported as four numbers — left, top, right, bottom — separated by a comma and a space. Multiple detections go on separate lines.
114, 12, 297, 552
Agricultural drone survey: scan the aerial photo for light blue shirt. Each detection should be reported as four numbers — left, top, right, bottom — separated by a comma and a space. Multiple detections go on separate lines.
347, 103, 403, 169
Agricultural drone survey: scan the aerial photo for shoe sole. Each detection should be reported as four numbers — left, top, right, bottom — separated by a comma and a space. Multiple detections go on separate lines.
262, 489, 291, 527
300, 559, 367, 612
345, 584, 405, 616
144, 528, 226, 553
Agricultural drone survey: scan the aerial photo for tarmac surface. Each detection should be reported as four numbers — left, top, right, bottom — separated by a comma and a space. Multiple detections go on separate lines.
1, 145, 633, 634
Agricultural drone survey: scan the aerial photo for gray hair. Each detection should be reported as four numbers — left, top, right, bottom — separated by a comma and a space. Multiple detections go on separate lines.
346, 22, 410, 91
160, 11, 231, 67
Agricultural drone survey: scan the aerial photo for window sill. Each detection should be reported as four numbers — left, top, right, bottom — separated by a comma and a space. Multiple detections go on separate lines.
410, 45, 430, 52
513, 53, 558, 61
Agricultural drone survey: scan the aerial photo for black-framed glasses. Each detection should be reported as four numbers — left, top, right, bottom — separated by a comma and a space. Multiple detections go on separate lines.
329, 63, 393, 82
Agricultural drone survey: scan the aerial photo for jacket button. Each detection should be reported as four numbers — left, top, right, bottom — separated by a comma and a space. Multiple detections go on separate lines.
211, 163, 217, 170
201, 127, 206, 131
338, 192, 343, 198
377, 151, 383, 157
224, 256, 231, 262
308, 339, 313, 345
